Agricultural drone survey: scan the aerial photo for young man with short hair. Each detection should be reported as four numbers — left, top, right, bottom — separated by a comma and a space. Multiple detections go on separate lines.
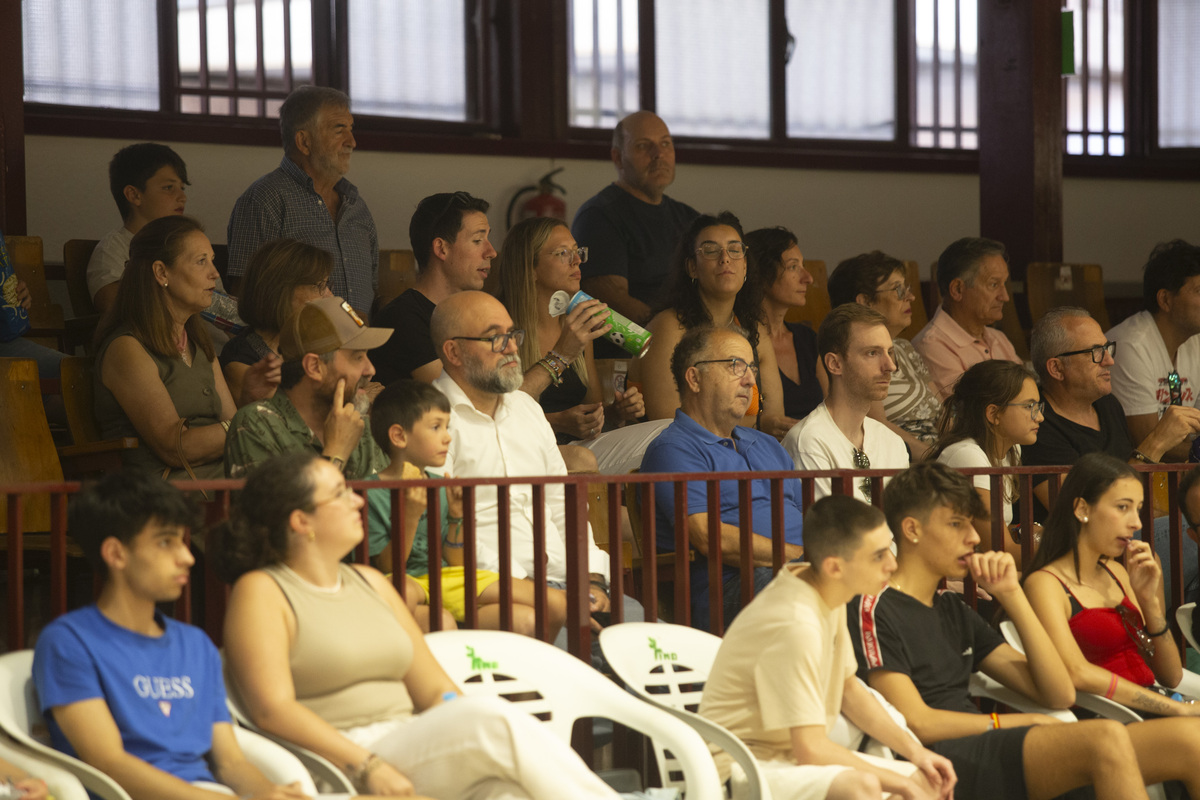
850, 462, 1150, 800
699, 495, 956, 800
32, 471, 310, 800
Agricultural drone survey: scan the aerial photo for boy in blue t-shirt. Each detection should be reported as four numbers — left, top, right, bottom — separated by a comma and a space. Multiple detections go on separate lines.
367, 380, 566, 639
32, 471, 309, 800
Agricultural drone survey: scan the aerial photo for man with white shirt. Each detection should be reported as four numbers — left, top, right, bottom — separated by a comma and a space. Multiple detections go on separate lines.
784, 304, 909, 502
429, 290, 643, 639
1107, 239, 1200, 461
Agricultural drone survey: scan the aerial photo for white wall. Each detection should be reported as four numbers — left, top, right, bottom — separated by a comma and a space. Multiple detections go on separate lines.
25, 134, 1200, 286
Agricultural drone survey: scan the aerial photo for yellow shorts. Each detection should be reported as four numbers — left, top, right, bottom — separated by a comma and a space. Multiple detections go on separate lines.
413, 567, 502, 622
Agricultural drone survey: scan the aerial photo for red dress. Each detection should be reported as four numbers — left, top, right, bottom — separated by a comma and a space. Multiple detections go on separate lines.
1035, 563, 1156, 687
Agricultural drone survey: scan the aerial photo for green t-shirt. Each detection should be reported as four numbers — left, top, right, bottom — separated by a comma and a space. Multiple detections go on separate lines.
365, 472, 450, 577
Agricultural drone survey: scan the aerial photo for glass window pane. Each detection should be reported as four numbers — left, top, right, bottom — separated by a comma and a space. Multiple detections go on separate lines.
1062, 0, 1124, 155
912, 0, 977, 149
654, 0, 769, 139
569, 0, 640, 129
1159, 0, 1200, 147
785, 0, 894, 140
348, 0, 467, 121
22, 0, 159, 110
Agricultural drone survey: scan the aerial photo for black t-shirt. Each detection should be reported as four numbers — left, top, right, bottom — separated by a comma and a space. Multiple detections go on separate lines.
370, 289, 437, 386
780, 321, 824, 420
848, 587, 1005, 714
539, 366, 588, 445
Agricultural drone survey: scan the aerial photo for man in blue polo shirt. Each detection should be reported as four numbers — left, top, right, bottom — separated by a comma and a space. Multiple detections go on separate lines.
641, 326, 804, 631
32, 471, 309, 800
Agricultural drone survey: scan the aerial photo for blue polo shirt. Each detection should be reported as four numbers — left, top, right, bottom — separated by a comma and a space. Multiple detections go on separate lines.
640, 409, 804, 615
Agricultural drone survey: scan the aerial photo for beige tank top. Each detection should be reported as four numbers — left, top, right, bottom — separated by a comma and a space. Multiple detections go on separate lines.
265, 563, 415, 729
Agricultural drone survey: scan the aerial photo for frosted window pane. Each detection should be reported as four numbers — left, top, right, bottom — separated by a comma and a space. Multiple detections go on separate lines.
1159, 0, 1200, 147
569, 0, 640, 129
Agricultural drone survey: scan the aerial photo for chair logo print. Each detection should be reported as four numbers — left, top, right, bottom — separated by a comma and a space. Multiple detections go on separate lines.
647, 637, 678, 662
465, 646, 498, 671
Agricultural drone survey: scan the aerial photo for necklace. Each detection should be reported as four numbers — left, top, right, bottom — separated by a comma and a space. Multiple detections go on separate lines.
176, 328, 191, 366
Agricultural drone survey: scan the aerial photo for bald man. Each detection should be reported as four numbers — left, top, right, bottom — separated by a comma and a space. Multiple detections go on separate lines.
572, 111, 698, 355
430, 291, 645, 643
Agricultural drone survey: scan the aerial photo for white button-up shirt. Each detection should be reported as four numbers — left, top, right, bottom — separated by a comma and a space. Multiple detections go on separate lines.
433, 371, 610, 583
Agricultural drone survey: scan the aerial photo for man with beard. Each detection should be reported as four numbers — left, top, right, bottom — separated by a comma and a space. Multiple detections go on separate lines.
227, 86, 378, 317
224, 296, 391, 480
784, 304, 910, 502
641, 326, 805, 630
429, 291, 645, 637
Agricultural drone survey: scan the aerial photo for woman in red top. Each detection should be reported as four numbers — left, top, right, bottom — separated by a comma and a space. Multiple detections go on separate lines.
1026, 453, 1200, 794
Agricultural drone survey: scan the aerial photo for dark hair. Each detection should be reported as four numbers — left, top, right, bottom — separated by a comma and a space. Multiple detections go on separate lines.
654, 211, 763, 351
370, 380, 452, 455
828, 251, 906, 309
1029, 306, 1093, 384
803, 495, 886, 569
669, 325, 719, 394
816, 303, 888, 361
96, 215, 214, 362
209, 452, 322, 584
935, 237, 1007, 299
409, 192, 491, 270
1142, 239, 1200, 314
1181, 466, 1200, 529
69, 471, 195, 578
279, 350, 335, 390
108, 143, 190, 221
1026, 453, 1138, 581
883, 462, 985, 540
238, 239, 333, 333
929, 360, 1038, 465
744, 226, 799, 290
279, 85, 350, 156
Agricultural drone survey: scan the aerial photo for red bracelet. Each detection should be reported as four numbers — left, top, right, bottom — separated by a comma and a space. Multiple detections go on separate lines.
1104, 673, 1119, 700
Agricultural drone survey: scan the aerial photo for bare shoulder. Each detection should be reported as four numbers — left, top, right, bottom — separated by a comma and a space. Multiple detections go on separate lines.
647, 310, 686, 338
351, 563, 393, 592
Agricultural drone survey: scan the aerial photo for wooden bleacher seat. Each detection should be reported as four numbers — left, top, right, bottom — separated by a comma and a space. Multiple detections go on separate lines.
4, 236, 93, 354
62, 239, 99, 318
1026, 262, 1110, 331
58, 356, 138, 478
376, 249, 418, 312
783, 259, 829, 331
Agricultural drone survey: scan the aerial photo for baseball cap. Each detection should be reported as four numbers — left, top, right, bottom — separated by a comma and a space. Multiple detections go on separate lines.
279, 296, 393, 361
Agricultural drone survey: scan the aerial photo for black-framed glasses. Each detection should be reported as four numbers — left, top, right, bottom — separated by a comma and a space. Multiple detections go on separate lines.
692, 357, 759, 379
1116, 603, 1156, 659
1004, 400, 1045, 421
1054, 341, 1117, 364
1168, 370, 1184, 406
548, 246, 588, 264
853, 448, 872, 502
874, 282, 911, 301
452, 329, 525, 353
695, 243, 747, 261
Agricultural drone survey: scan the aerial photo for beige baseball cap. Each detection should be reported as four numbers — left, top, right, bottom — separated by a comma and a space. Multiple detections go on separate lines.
279, 296, 393, 361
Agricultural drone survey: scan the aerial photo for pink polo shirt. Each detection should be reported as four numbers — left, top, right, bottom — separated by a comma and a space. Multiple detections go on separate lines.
911, 306, 1022, 399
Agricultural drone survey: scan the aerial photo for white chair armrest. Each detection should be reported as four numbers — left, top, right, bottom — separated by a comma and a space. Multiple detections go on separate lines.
231, 726, 318, 795
968, 674, 1076, 722
1169, 669, 1200, 701
656, 706, 772, 800
0, 732, 91, 800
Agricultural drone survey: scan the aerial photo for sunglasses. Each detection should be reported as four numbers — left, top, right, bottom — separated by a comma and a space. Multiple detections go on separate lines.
853, 448, 871, 502
1116, 603, 1155, 659
1168, 370, 1183, 406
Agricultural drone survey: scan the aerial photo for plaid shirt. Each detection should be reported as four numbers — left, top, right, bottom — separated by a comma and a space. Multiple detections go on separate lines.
226, 156, 379, 314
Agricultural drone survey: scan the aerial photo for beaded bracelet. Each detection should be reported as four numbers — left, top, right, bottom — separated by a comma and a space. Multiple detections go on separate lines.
536, 359, 563, 386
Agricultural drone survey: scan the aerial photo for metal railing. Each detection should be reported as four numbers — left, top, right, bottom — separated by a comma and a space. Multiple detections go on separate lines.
4, 463, 1196, 658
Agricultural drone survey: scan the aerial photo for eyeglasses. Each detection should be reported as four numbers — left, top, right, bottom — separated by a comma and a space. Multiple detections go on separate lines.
452, 329, 525, 353
853, 448, 872, 502
1054, 341, 1117, 364
695, 243, 747, 261
312, 484, 357, 508
1116, 603, 1156, 659
548, 246, 588, 264
1168, 370, 1184, 406
1004, 400, 1045, 421
692, 357, 759, 379
312, 279, 330, 293
874, 282, 911, 301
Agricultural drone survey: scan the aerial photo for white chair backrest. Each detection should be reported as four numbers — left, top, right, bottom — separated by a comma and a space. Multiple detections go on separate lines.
598, 622, 721, 713
1178, 604, 1198, 652
425, 629, 723, 800
0, 651, 44, 744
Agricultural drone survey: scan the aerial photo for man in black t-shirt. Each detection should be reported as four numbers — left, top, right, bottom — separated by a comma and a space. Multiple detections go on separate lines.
849, 462, 1147, 800
370, 191, 496, 385
572, 111, 698, 358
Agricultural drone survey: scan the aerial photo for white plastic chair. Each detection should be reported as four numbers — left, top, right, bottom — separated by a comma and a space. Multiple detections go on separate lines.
1173, 604, 1200, 698
425, 629, 723, 800
597, 622, 771, 800
0, 650, 317, 800
0, 731, 90, 800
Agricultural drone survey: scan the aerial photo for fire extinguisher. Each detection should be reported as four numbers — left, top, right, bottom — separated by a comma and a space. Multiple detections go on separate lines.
506, 167, 567, 229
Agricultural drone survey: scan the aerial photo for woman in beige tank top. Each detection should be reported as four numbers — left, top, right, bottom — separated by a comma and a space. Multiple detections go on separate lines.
216, 452, 619, 799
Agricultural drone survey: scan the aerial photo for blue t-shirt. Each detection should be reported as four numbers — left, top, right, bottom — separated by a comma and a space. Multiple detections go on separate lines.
33, 605, 231, 783
640, 409, 805, 616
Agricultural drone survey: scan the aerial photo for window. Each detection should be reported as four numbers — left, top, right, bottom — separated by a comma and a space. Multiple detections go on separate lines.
912, 0, 977, 149
568, 0, 640, 129
1063, 0, 1125, 156
1158, 0, 1200, 148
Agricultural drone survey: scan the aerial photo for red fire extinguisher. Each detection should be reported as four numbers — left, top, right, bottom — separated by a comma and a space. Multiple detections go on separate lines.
506, 167, 567, 229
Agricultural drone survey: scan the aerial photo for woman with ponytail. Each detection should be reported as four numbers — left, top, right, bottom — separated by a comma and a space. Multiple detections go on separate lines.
215, 452, 619, 799
929, 360, 1043, 557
